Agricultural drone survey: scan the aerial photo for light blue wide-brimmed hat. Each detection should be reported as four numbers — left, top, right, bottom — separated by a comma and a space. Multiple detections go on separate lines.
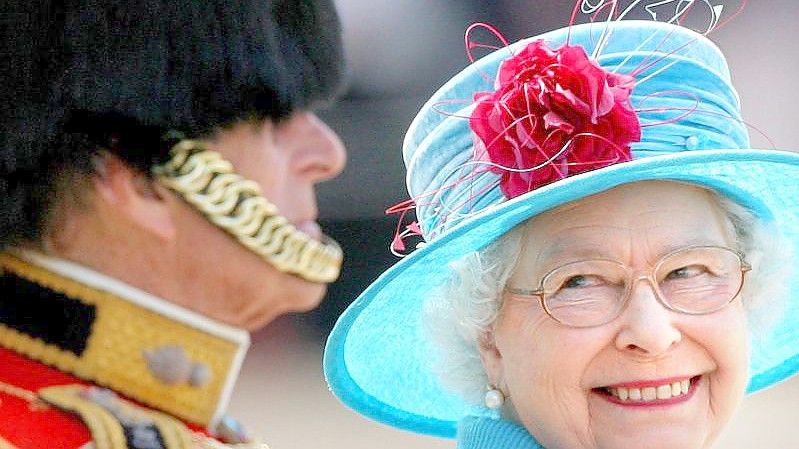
324, 20, 799, 438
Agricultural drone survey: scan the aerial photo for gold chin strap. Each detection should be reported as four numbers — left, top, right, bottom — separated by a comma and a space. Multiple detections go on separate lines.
153, 140, 343, 284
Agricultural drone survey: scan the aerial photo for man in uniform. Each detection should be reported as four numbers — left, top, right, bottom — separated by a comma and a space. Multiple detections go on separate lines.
0, 0, 346, 447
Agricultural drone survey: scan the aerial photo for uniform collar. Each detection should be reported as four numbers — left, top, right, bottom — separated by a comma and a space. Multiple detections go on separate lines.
0, 250, 250, 430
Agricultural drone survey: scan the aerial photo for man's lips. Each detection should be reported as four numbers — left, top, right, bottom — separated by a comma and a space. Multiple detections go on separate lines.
592, 375, 702, 407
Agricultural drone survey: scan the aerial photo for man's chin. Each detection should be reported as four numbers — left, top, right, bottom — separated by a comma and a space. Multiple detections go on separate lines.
242, 281, 329, 331
289, 281, 329, 313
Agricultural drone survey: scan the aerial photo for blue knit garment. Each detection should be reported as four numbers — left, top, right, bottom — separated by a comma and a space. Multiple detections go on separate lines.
457, 416, 544, 449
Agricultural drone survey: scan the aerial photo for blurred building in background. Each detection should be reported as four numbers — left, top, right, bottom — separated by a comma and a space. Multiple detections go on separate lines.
230, 1, 799, 447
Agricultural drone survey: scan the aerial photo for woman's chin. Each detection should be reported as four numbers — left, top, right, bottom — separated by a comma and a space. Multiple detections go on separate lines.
584, 375, 718, 449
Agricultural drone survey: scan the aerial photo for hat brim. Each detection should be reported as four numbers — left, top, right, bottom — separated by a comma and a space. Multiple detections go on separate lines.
324, 149, 799, 438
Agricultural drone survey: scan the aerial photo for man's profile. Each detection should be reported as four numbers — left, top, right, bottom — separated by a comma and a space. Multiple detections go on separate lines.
0, 0, 346, 446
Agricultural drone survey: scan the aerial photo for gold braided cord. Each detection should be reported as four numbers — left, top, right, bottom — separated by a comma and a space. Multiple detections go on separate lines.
153, 140, 343, 284
38, 386, 128, 449
142, 405, 195, 449
0, 380, 265, 449
39, 385, 198, 449
0, 380, 40, 405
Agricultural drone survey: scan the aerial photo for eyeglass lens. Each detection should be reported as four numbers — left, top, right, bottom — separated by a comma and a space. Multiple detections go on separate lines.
541, 246, 745, 327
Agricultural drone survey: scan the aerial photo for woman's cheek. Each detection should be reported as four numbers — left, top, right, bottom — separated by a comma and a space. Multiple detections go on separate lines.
501, 327, 604, 449
707, 307, 749, 442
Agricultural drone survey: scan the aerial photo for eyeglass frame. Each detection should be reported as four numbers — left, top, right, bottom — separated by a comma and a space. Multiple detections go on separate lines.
505, 245, 752, 328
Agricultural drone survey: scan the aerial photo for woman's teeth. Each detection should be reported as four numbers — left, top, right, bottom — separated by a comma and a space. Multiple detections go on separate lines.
606, 379, 691, 402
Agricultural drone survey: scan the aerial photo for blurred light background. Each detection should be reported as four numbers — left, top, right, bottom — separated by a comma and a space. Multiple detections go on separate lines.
229, 1, 799, 447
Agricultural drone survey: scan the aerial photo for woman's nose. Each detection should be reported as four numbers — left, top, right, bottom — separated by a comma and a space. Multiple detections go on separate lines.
286, 112, 347, 183
614, 278, 682, 357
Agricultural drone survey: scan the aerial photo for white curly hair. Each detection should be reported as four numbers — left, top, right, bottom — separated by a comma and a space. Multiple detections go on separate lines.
423, 188, 790, 406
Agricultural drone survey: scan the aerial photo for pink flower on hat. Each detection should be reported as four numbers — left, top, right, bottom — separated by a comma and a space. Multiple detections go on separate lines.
469, 40, 641, 199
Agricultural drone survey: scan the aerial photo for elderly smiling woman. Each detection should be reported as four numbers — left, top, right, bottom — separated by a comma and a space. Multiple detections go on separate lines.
428, 181, 782, 449
324, 14, 799, 449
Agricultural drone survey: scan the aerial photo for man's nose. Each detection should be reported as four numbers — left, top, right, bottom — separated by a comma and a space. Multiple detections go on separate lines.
288, 112, 347, 183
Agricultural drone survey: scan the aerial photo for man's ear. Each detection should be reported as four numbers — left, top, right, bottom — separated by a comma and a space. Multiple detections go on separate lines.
92, 154, 177, 242
478, 325, 505, 390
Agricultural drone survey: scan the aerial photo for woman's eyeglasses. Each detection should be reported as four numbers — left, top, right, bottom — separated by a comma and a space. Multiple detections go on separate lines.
505, 246, 751, 328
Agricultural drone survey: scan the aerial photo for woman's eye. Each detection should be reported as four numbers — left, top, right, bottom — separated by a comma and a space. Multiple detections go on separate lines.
666, 265, 707, 280
562, 275, 601, 289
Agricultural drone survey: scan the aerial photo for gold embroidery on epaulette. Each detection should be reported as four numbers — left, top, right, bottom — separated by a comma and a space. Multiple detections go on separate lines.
0, 254, 241, 426
38, 386, 127, 449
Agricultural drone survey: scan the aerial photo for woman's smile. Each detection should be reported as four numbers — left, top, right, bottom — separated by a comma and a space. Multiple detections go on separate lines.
593, 375, 702, 407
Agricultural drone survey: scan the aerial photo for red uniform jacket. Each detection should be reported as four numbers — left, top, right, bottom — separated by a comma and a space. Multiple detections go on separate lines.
0, 253, 252, 449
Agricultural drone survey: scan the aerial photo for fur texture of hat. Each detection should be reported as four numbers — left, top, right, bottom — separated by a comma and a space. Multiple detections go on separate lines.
0, 0, 344, 247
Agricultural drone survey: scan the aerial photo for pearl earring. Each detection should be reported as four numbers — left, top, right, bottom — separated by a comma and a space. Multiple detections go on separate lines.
484, 386, 505, 409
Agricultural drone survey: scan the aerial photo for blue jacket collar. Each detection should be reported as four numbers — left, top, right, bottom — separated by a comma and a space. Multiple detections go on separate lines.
457, 416, 544, 449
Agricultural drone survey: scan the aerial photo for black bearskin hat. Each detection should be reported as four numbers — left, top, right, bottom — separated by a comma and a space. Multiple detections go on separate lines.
0, 0, 344, 247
